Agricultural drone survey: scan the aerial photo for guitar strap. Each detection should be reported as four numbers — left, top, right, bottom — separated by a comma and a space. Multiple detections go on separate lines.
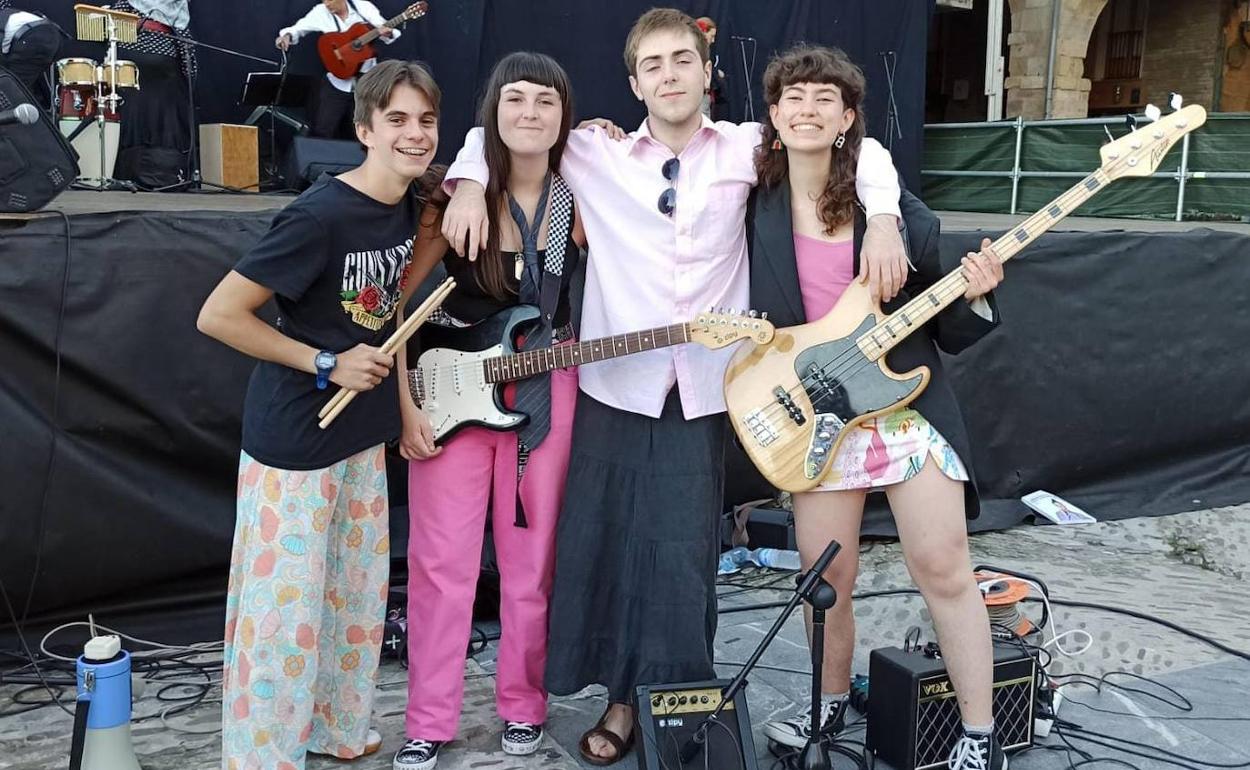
511, 173, 574, 527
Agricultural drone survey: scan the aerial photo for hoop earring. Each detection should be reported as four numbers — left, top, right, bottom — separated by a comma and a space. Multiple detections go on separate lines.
771, 137, 783, 151
834, 132, 846, 149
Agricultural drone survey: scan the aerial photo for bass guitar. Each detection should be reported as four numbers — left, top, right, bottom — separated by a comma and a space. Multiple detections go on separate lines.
724, 103, 1207, 492
409, 305, 774, 443
318, 2, 428, 80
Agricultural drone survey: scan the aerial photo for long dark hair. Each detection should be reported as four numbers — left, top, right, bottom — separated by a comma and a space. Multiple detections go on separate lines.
755, 44, 866, 234
476, 51, 574, 300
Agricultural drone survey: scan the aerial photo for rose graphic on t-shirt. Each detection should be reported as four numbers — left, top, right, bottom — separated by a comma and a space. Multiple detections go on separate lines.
357, 285, 382, 312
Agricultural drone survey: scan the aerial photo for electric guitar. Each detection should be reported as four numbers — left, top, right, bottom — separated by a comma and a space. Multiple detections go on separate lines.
724, 103, 1207, 492
317, 2, 428, 80
409, 305, 775, 444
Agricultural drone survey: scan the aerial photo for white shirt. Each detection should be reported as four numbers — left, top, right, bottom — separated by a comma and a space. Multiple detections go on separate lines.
127, 0, 190, 29
279, 1, 400, 92
2, 11, 42, 53
446, 119, 902, 419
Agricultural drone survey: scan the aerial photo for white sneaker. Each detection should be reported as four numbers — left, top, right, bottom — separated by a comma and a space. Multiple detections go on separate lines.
393, 738, 442, 770
762, 698, 847, 749
501, 721, 544, 755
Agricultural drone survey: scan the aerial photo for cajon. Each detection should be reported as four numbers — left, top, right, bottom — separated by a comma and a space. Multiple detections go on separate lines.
198, 123, 258, 190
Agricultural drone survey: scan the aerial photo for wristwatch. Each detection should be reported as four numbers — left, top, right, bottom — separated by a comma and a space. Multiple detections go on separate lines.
314, 350, 337, 390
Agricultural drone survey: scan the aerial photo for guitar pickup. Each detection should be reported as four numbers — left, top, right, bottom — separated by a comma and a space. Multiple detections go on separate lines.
773, 386, 807, 426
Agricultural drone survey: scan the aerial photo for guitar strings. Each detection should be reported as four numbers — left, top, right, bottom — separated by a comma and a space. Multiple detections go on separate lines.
745, 164, 1118, 437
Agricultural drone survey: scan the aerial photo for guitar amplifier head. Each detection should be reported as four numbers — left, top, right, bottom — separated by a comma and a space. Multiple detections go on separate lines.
866, 642, 1037, 770
635, 679, 759, 770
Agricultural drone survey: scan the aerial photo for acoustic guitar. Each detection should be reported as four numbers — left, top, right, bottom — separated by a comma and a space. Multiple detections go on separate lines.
409, 305, 774, 444
317, 2, 428, 80
723, 103, 1207, 492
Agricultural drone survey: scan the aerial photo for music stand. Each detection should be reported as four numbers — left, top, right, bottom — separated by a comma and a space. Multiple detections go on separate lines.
242, 72, 311, 133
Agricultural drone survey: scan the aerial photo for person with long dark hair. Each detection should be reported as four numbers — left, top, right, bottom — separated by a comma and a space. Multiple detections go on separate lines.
391, 51, 584, 770
746, 44, 1008, 770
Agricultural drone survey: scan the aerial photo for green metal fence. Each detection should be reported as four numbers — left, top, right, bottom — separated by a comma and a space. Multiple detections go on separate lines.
921, 112, 1250, 222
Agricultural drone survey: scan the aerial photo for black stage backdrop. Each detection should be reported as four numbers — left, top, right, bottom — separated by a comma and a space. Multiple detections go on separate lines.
25, 0, 930, 190
2, 210, 1248, 622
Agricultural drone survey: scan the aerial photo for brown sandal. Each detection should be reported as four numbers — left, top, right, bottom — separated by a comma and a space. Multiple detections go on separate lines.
578, 706, 635, 766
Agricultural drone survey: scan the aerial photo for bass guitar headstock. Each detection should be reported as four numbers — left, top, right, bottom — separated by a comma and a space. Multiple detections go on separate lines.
1100, 102, 1206, 180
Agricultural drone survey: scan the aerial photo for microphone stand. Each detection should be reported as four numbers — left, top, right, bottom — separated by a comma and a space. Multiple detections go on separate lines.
730, 35, 758, 123
678, 538, 842, 769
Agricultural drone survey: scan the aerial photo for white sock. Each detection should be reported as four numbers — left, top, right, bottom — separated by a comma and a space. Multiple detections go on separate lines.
962, 721, 993, 737
821, 691, 849, 708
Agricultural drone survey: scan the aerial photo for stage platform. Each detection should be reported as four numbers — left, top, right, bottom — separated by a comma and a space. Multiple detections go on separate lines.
3, 503, 1248, 769
9, 191, 1250, 235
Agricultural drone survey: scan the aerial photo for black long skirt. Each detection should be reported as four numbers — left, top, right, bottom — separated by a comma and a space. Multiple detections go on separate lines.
544, 389, 727, 702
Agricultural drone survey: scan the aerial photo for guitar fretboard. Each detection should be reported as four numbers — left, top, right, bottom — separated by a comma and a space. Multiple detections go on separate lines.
354, 8, 419, 45
484, 324, 691, 383
858, 169, 1111, 360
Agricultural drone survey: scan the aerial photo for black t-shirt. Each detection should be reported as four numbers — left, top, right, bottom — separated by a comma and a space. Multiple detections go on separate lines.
234, 175, 418, 470
438, 237, 579, 327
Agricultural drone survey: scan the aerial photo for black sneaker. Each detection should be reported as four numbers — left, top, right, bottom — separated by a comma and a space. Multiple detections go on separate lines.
762, 698, 847, 749
502, 721, 544, 755
947, 730, 1007, 770
393, 738, 442, 770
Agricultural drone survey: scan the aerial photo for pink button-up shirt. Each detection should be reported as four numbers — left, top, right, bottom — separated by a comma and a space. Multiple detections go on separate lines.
446, 117, 901, 419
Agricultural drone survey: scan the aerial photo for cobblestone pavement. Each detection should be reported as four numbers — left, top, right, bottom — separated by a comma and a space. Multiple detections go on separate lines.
3, 503, 1248, 769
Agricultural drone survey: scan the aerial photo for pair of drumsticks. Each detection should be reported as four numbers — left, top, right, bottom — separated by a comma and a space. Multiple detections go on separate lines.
316, 276, 455, 429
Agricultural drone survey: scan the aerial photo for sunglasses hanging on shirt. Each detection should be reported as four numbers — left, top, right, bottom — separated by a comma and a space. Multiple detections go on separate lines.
657, 157, 680, 216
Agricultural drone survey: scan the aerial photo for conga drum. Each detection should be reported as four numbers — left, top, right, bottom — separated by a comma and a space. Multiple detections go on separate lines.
55, 58, 98, 120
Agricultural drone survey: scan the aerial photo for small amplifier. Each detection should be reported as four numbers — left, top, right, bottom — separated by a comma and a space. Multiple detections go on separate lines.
866, 642, 1037, 770
636, 679, 758, 770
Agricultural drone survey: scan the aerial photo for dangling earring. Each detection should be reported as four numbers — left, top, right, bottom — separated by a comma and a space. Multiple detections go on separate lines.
771, 137, 783, 151
834, 132, 846, 149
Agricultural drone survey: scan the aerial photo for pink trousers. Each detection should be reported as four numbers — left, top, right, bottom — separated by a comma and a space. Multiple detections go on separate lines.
404, 367, 578, 740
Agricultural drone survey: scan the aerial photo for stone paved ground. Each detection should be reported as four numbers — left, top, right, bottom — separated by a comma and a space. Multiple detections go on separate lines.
3, 503, 1248, 769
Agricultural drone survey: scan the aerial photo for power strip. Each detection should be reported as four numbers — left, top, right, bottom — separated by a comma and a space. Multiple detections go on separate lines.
1034, 685, 1064, 737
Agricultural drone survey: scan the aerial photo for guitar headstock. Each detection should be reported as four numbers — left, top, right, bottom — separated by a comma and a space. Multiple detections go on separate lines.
1099, 103, 1206, 180
403, 2, 429, 21
689, 309, 776, 349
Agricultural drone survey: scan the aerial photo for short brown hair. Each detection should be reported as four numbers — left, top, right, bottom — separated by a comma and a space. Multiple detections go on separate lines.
623, 8, 709, 77
353, 60, 441, 127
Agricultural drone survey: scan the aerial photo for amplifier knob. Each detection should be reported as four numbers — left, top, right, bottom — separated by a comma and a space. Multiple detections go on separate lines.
701, 695, 710, 704
667, 696, 677, 706
652, 696, 662, 708
678, 696, 688, 705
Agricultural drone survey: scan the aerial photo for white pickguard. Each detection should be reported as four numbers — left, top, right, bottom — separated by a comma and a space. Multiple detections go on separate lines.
416, 344, 527, 441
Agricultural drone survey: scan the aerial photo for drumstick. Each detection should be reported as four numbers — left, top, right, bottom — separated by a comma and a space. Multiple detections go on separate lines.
316, 276, 455, 419
317, 277, 455, 429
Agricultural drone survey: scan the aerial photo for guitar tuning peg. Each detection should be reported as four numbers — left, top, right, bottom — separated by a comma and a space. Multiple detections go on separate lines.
1169, 92, 1183, 111
1124, 114, 1137, 132
748, 309, 758, 318
760, 311, 769, 321
1102, 125, 1116, 144
1144, 104, 1162, 123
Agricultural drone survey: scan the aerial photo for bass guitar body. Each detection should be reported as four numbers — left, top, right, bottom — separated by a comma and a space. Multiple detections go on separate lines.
723, 279, 930, 492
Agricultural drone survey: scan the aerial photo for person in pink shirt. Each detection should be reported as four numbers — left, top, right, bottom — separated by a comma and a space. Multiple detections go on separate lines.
439, 9, 907, 765
745, 46, 1005, 770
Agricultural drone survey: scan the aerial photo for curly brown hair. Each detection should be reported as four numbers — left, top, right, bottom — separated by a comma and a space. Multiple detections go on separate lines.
754, 44, 866, 235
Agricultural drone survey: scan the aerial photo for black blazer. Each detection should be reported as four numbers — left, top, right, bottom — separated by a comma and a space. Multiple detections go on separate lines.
746, 181, 999, 518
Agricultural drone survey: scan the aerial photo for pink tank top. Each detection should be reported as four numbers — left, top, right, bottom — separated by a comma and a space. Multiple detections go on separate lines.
793, 233, 855, 320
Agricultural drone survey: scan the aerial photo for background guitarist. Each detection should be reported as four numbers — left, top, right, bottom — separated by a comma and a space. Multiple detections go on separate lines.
745, 45, 1008, 770
276, 0, 402, 139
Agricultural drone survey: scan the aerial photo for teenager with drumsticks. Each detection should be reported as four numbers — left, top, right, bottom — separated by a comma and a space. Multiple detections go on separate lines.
197, 60, 438, 770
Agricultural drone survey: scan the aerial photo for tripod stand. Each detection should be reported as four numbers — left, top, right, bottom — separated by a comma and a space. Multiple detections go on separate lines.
879, 50, 903, 152
679, 538, 843, 770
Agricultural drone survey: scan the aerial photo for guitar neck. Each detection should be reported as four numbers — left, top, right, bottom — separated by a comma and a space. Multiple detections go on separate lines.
859, 169, 1111, 360
354, 10, 409, 45
485, 323, 692, 383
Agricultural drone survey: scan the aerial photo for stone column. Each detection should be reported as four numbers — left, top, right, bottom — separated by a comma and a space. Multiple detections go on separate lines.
1005, 0, 1109, 118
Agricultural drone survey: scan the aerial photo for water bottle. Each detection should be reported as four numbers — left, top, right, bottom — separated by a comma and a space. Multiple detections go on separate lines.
753, 547, 802, 571
718, 546, 751, 575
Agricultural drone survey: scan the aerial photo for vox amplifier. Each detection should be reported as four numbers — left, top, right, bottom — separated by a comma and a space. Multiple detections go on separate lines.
636, 679, 758, 770
866, 642, 1037, 770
